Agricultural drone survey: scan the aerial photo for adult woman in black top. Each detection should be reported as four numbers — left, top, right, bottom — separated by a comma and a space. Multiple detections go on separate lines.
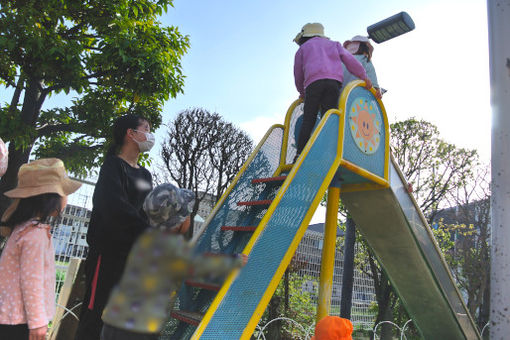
75, 114, 155, 340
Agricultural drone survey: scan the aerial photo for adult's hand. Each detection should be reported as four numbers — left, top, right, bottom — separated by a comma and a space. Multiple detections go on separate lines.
29, 325, 47, 340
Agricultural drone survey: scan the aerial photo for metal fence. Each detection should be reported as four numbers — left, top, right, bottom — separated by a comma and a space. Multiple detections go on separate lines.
294, 229, 376, 330
47, 179, 376, 333
51, 179, 95, 301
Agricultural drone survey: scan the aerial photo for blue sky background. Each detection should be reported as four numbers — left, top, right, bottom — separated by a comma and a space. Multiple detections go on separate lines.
0, 0, 490, 159
158, 0, 490, 160
0, 0, 491, 220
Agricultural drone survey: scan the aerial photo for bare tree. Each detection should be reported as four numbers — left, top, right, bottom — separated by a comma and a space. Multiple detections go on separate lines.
159, 108, 253, 236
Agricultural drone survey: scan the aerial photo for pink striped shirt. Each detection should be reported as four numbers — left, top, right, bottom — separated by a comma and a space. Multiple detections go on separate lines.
0, 221, 56, 329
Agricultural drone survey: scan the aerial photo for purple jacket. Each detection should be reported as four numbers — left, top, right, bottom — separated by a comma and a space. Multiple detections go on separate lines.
294, 37, 368, 97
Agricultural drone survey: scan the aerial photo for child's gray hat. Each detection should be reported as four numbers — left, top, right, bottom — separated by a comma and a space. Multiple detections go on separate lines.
143, 183, 195, 230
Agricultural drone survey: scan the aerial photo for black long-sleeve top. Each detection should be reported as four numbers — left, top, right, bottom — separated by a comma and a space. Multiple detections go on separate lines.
86, 155, 152, 257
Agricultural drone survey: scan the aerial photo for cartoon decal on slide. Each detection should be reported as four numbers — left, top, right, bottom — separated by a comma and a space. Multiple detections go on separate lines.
348, 98, 382, 155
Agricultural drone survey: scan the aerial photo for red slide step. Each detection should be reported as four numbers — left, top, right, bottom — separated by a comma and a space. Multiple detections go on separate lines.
170, 310, 203, 326
237, 200, 272, 206
185, 280, 221, 291
252, 176, 287, 184
221, 226, 257, 232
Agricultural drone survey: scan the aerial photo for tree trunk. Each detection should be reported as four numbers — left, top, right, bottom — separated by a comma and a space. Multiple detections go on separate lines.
379, 301, 394, 340
284, 269, 289, 312
0, 143, 32, 216
0, 78, 43, 217
372, 271, 394, 340
340, 217, 356, 319
265, 295, 282, 340
479, 276, 490, 335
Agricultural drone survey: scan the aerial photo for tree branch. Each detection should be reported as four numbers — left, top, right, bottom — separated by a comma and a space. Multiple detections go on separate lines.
37, 122, 86, 136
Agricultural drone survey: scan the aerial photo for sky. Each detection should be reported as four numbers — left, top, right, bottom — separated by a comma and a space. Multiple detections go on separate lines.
0, 0, 491, 222
157, 0, 491, 223
158, 0, 490, 162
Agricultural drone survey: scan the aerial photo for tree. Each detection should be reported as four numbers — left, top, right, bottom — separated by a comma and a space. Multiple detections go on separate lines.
159, 108, 253, 235
434, 164, 491, 329
352, 118, 479, 339
391, 118, 478, 223
0, 0, 189, 216
258, 264, 317, 340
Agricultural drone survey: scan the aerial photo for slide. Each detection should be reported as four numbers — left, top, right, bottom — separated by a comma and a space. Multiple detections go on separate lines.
163, 81, 480, 340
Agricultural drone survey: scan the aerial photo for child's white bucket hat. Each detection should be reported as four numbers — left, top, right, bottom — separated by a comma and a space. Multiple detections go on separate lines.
294, 23, 327, 43
343, 35, 374, 57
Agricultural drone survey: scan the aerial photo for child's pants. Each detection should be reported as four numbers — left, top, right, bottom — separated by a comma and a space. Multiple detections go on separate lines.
296, 79, 342, 155
0, 323, 29, 339
101, 324, 159, 340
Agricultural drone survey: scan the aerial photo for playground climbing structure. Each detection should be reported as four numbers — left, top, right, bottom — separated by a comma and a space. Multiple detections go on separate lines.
164, 81, 481, 340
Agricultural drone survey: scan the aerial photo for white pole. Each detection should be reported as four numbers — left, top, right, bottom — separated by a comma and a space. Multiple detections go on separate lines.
488, 1, 510, 339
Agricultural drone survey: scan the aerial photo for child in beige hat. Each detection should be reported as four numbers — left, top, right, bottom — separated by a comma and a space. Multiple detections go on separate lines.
293, 23, 373, 162
0, 158, 81, 340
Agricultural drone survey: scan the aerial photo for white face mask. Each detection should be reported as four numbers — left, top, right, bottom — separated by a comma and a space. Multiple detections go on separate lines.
133, 130, 155, 152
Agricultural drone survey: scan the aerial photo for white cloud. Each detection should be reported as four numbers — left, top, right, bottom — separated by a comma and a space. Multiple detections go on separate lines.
240, 113, 286, 143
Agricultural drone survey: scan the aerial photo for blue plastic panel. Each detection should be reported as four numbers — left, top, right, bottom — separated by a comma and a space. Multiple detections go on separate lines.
193, 127, 284, 256
200, 114, 341, 339
162, 127, 284, 339
342, 87, 385, 179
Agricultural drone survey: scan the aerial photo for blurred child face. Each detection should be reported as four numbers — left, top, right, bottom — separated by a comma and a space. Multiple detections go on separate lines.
170, 216, 191, 235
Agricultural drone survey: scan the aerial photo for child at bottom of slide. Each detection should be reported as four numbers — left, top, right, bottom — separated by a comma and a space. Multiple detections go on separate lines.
100, 183, 247, 340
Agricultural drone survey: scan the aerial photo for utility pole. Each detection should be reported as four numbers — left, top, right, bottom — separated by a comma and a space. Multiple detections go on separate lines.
487, 0, 510, 339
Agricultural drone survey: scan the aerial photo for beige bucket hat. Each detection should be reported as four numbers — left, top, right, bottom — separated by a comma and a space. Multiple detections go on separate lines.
343, 35, 374, 58
294, 23, 327, 44
1, 158, 82, 225
4, 158, 81, 198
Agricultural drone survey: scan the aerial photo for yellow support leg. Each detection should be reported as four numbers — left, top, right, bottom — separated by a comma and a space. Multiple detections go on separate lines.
317, 186, 340, 323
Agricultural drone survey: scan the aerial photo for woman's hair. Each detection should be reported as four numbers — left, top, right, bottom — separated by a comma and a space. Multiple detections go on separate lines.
354, 42, 372, 61
298, 36, 314, 46
3, 193, 62, 228
106, 114, 147, 156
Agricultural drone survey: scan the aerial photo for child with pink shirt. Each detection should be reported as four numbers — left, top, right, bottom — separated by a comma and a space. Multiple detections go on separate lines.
0, 158, 81, 340
293, 23, 373, 161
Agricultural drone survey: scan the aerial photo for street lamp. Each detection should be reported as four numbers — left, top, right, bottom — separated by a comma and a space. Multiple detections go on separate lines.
367, 12, 415, 44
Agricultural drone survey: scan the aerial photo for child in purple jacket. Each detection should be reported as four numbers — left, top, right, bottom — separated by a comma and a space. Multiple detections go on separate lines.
293, 23, 373, 160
